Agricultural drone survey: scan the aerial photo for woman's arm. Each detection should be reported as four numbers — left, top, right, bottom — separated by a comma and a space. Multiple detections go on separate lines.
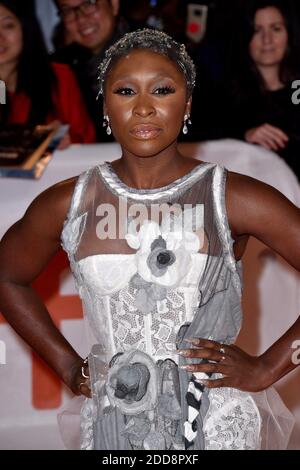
0, 178, 90, 397
245, 124, 289, 151
179, 173, 300, 391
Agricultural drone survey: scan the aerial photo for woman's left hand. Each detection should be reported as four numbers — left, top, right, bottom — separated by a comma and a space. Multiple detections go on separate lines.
178, 337, 273, 393
56, 132, 72, 150
47, 120, 72, 150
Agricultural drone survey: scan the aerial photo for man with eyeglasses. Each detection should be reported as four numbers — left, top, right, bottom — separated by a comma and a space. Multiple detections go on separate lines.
52, 0, 129, 141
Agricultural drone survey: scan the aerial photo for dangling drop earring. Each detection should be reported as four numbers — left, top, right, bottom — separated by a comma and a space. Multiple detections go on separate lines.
103, 115, 112, 136
182, 114, 192, 135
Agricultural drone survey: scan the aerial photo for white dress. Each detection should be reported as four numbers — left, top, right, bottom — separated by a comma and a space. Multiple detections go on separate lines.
60, 161, 295, 450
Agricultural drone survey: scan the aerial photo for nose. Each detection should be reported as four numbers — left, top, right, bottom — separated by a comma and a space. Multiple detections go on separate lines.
75, 11, 90, 25
262, 28, 273, 44
133, 94, 156, 118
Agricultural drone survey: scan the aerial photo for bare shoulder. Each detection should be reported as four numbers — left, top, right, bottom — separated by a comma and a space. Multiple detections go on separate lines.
0, 176, 80, 282
21, 176, 79, 240
226, 171, 299, 231
225, 171, 300, 269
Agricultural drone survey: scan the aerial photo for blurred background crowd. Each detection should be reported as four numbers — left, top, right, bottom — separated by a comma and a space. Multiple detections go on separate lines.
1, 0, 300, 179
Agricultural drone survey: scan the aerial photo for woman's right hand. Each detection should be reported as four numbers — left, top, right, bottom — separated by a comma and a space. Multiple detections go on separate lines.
69, 359, 92, 398
245, 124, 289, 151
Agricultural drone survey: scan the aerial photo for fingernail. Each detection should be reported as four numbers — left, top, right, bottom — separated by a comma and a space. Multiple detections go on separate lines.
176, 350, 188, 356
185, 338, 198, 344
180, 365, 193, 370
196, 380, 207, 386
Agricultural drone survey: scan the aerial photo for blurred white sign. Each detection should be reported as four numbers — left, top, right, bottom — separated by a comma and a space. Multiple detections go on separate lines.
186, 4, 208, 43
0, 80, 6, 105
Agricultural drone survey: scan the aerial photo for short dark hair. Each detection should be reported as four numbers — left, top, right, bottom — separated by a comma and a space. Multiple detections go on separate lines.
240, 0, 300, 87
98, 29, 196, 99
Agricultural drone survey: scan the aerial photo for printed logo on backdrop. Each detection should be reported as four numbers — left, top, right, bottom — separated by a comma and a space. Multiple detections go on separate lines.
0, 80, 6, 105
0, 340, 6, 365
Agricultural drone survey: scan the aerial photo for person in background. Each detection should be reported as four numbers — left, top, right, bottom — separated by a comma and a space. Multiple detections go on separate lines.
119, 0, 153, 31
52, 0, 128, 141
218, 0, 300, 180
0, 0, 96, 145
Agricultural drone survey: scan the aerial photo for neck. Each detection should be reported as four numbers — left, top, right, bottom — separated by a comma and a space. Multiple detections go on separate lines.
91, 24, 116, 56
0, 62, 18, 93
112, 144, 192, 190
256, 64, 284, 91
90, 43, 104, 56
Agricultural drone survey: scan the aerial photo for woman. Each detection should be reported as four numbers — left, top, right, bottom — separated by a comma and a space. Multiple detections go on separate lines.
0, 0, 96, 144
219, 0, 300, 179
0, 29, 300, 450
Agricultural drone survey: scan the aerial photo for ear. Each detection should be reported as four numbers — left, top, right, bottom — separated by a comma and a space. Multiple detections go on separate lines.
110, 0, 120, 16
185, 97, 192, 117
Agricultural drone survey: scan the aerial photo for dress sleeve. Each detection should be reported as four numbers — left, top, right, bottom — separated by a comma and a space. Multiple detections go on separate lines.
51, 62, 96, 144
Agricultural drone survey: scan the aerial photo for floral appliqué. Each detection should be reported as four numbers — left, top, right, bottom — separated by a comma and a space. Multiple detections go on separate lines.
125, 209, 203, 314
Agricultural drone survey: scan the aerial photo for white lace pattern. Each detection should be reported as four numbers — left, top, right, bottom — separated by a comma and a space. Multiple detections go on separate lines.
203, 386, 262, 450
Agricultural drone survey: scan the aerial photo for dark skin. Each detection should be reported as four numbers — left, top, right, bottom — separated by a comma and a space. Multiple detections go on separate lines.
0, 50, 300, 398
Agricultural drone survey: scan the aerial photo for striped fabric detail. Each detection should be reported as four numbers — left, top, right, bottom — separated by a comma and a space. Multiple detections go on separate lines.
184, 372, 209, 449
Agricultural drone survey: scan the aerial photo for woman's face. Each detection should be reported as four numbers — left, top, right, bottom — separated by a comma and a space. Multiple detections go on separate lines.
104, 49, 191, 159
249, 7, 289, 68
0, 4, 23, 68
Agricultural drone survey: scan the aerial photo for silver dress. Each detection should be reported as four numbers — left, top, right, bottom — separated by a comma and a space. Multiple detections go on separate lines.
60, 161, 294, 450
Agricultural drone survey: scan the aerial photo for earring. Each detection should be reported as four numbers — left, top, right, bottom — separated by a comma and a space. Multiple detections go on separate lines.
182, 114, 192, 135
103, 115, 112, 136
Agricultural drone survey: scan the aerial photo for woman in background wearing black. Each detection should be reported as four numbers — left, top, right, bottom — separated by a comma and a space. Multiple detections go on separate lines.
219, 0, 300, 180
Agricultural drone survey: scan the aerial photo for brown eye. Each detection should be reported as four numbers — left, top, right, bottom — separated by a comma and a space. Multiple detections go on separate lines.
114, 87, 135, 96
153, 86, 176, 95
2, 22, 17, 30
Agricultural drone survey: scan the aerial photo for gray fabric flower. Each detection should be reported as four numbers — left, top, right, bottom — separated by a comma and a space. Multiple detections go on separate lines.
125, 218, 200, 288
106, 350, 158, 415
147, 236, 176, 277
113, 363, 150, 402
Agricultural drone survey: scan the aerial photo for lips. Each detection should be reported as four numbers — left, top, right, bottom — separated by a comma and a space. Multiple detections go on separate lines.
130, 124, 162, 140
79, 26, 97, 37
